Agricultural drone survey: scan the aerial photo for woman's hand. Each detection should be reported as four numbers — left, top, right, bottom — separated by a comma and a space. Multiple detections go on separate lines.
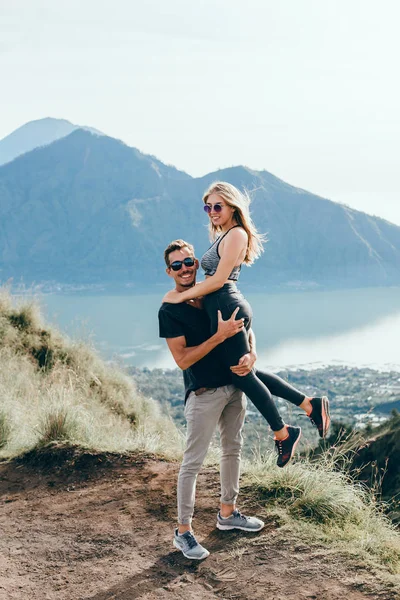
162, 289, 185, 304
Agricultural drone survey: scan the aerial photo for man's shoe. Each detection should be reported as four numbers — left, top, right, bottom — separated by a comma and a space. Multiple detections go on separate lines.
216, 509, 264, 532
173, 529, 210, 560
274, 425, 302, 468
308, 396, 331, 438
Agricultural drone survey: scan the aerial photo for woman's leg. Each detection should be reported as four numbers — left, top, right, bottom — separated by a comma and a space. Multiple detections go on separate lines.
205, 287, 328, 441
255, 369, 305, 407
205, 290, 286, 434
230, 369, 285, 432
254, 369, 330, 439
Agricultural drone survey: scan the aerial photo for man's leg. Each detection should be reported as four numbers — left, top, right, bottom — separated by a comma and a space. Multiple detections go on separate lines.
216, 385, 264, 532
174, 387, 230, 559
177, 388, 227, 529
217, 386, 246, 515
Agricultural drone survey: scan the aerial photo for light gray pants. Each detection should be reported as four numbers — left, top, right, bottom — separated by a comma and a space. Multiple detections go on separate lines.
178, 385, 246, 525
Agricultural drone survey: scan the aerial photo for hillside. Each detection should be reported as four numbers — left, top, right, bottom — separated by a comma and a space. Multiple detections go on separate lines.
1, 291, 400, 598
1, 128, 400, 288
0, 289, 181, 460
351, 413, 400, 514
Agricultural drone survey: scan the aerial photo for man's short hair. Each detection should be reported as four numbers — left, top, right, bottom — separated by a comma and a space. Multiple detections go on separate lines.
164, 239, 195, 267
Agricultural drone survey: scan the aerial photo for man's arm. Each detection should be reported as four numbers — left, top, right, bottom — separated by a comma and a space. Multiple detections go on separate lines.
230, 328, 258, 376
248, 329, 257, 358
166, 308, 243, 370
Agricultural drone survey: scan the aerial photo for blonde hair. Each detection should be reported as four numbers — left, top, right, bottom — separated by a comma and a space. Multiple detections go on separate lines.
202, 181, 265, 264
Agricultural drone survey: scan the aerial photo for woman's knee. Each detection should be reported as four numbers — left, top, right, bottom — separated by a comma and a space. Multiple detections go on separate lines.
231, 371, 273, 400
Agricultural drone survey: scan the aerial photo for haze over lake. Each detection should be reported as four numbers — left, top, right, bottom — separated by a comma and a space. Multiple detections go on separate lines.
40, 287, 400, 372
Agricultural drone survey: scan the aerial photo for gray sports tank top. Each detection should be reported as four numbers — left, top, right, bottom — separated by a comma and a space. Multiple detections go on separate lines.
200, 226, 242, 281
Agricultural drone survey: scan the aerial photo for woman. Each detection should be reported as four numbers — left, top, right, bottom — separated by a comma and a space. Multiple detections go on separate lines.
163, 181, 330, 467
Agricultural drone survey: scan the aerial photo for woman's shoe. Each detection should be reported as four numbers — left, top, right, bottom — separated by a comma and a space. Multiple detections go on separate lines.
308, 396, 331, 438
274, 425, 302, 468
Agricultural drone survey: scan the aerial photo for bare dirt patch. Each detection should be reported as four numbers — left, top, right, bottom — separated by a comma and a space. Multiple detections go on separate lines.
0, 448, 398, 600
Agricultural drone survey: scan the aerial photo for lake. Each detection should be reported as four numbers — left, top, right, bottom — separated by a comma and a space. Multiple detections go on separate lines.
40, 286, 400, 372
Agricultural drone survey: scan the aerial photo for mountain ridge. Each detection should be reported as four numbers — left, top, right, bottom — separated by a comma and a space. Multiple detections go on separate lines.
0, 117, 103, 166
1, 126, 400, 288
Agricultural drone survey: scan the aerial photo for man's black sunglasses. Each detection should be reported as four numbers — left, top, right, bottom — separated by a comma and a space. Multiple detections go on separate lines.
169, 257, 195, 271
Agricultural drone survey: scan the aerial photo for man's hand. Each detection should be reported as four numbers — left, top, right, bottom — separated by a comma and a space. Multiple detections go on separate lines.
216, 307, 245, 341
230, 350, 257, 376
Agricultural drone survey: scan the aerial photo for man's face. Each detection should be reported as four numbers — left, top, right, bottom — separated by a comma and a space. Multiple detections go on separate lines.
166, 247, 198, 290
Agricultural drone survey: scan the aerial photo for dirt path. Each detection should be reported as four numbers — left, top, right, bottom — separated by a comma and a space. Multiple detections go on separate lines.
0, 449, 398, 600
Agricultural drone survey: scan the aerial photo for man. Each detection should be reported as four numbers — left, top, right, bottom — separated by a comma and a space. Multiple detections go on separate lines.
158, 239, 265, 560
159, 239, 329, 560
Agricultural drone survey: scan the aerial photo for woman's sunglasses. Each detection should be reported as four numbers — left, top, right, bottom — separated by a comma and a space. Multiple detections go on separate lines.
204, 203, 223, 214
169, 257, 195, 271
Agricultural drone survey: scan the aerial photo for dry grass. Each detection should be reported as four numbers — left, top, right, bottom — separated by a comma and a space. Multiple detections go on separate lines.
0, 410, 10, 449
0, 290, 184, 460
242, 449, 400, 573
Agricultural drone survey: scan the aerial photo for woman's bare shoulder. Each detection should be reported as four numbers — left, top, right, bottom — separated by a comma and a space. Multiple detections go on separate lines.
227, 226, 248, 242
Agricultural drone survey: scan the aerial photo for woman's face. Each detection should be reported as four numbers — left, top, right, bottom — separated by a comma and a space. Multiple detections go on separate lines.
205, 193, 235, 228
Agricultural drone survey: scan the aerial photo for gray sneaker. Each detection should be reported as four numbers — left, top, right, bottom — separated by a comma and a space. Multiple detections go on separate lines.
216, 509, 264, 532
173, 529, 210, 560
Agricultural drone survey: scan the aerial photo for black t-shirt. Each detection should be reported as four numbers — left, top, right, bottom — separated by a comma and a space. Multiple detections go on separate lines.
158, 302, 232, 400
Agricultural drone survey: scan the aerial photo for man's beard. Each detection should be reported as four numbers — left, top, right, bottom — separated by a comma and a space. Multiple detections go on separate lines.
177, 274, 196, 289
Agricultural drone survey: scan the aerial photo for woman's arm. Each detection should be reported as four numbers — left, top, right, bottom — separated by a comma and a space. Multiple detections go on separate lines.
163, 228, 247, 304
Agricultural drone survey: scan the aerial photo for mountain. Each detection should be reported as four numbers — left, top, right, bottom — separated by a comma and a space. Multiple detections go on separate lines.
0, 128, 400, 288
0, 117, 103, 166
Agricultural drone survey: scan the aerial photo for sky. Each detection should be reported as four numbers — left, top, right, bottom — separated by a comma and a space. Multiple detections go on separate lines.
1, 0, 400, 224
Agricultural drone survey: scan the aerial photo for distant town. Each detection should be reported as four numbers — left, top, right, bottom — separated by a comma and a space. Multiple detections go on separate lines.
129, 364, 400, 454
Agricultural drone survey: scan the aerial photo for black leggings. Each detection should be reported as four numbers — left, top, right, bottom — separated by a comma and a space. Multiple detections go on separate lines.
204, 283, 305, 432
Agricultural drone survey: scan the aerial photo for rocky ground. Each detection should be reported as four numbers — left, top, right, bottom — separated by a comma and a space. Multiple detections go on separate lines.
1, 449, 399, 600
